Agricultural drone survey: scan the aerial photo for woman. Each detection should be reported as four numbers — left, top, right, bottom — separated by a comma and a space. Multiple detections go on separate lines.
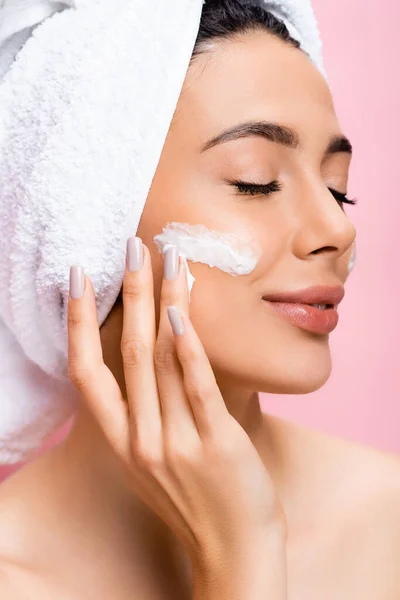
0, 1, 400, 598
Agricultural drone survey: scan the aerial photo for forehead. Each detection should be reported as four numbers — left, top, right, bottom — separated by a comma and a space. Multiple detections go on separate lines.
174, 31, 339, 142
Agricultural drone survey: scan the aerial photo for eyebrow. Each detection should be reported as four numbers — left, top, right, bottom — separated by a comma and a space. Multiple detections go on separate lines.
200, 120, 352, 156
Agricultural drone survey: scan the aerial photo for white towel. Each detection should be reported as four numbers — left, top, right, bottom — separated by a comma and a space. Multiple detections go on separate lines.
0, 0, 324, 464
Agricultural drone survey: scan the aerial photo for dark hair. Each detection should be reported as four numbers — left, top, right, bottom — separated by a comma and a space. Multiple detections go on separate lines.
192, 0, 300, 61
111, 1, 300, 312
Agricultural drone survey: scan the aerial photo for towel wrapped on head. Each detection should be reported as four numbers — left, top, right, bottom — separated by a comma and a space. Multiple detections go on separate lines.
0, 0, 325, 464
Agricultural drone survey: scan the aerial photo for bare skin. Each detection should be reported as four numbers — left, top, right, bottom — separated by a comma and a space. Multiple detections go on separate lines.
1, 30, 400, 599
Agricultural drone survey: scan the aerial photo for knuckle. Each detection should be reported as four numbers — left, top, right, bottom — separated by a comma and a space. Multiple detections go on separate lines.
131, 442, 163, 471
185, 379, 213, 405
120, 337, 149, 367
160, 290, 180, 309
123, 276, 146, 299
179, 345, 199, 366
154, 342, 177, 375
67, 313, 82, 330
67, 361, 95, 390
208, 420, 244, 457
164, 437, 201, 467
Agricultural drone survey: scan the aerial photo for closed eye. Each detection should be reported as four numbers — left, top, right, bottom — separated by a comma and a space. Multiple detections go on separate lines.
228, 179, 358, 207
328, 187, 357, 206
228, 179, 282, 196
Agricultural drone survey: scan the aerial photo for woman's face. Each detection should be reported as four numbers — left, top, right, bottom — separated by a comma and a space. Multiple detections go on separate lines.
137, 30, 356, 395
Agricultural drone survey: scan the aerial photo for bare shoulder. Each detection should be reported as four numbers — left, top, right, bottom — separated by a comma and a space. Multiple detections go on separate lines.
0, 557, 83, 600
267, 413, 400, 499
313, 426, 400, 595
266, 413, 400, 529
267, 415, 400, 595
269, 415, 400, 568
0, 559, 49, 600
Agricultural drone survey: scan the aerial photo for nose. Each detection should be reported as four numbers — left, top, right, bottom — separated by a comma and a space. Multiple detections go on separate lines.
291, 184, 356, 262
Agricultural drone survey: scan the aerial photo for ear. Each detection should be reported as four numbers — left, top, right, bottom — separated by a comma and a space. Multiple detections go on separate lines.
0, 0, 75, 80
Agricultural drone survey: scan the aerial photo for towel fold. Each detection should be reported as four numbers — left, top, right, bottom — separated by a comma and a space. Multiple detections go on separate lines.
0, 0, 324, 464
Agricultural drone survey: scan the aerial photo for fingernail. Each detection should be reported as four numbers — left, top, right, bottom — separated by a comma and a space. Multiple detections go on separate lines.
167, 306, 185, 336
127, 236, 143, 272
163, 245, 179, 280
70, 265, 85, 299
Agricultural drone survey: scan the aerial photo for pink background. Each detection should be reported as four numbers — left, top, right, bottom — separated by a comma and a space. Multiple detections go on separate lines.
1, 0, 398, 482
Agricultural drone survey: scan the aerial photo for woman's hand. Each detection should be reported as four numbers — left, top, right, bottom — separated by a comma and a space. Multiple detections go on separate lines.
67, 237, 286, 573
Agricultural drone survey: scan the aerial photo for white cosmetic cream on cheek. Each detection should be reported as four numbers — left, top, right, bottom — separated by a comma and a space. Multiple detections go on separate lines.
347, 243, 357, 274
153, 222, 262, 298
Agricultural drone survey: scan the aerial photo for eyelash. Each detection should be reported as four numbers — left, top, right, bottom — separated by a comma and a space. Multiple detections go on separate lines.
327, 187, 357, 206
230, 179, 282, 196
229, 180, 358, 206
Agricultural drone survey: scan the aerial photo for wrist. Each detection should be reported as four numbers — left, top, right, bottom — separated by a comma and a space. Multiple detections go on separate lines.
191, 528, 287, 600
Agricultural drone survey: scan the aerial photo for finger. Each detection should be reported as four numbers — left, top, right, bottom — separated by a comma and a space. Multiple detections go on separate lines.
121, 238, 162, 442
167, 305, 229, 439
154, 245, 198, 439
67, 266, 129, 458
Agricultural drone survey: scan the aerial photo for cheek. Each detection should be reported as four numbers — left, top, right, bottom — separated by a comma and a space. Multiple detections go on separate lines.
347, 242, 357, 275
152, 221, 263, 298
190, 273, 332, 394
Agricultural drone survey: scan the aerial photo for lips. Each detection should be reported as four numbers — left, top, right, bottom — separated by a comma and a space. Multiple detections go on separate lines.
262, 286, 345, 307
262, 285, 345, 335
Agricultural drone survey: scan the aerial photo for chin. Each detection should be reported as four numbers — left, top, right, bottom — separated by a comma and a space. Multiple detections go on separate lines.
260, 355, 332, 394
254, 342, 333, 394
211, 330, 333, 396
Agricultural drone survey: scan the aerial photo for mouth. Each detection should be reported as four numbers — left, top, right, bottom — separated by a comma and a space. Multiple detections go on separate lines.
306, 303, 335, 310
262, 286, 344, 335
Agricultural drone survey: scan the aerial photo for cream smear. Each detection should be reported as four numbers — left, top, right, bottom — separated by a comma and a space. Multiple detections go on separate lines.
153, 222, 262, 298
347, 243, 357, 274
